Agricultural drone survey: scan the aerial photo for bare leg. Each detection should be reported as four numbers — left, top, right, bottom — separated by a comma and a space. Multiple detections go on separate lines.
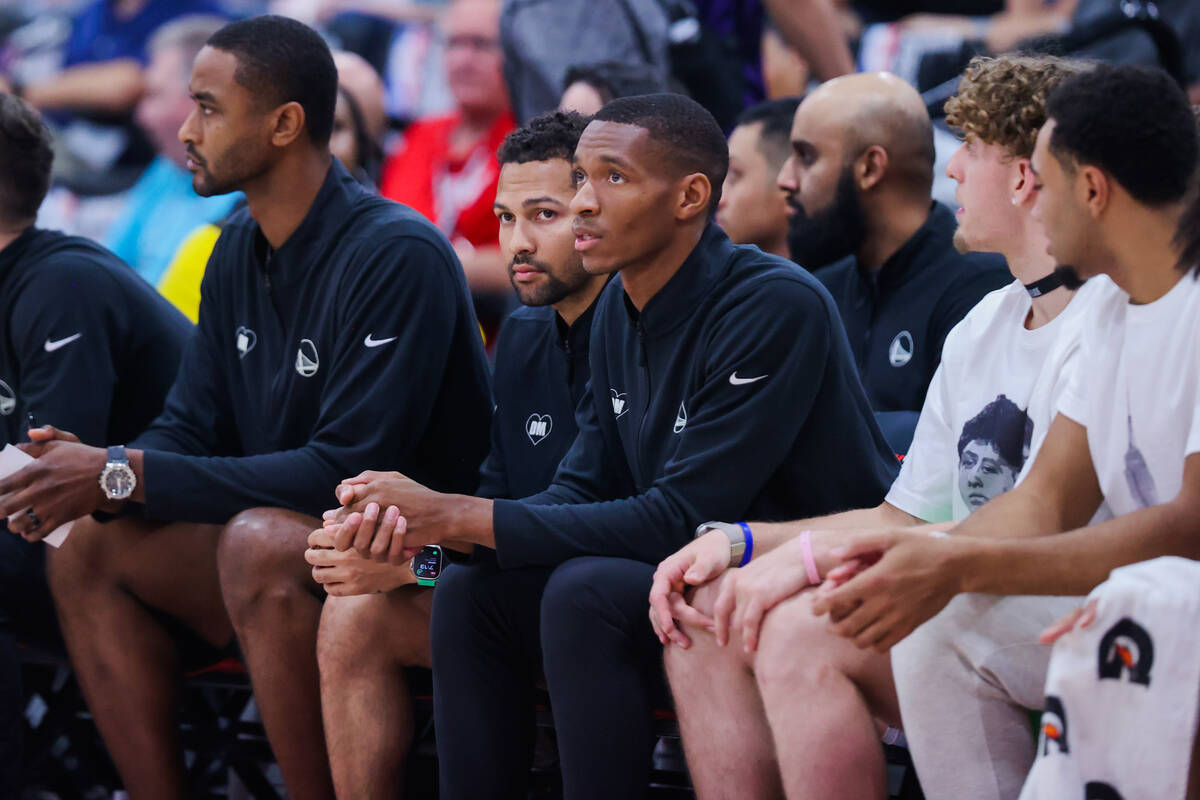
217, 507, 333, 800
665, 575, 784, 800
753, 590, 899, 800
47, 516, 231, 800
318, 589, 433, 799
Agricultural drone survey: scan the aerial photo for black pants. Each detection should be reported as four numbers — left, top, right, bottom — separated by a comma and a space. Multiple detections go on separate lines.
0, 532, 60, 799
432, 554, 668, 800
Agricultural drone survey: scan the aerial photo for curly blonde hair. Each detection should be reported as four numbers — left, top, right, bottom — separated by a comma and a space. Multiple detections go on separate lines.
944, 55, 1092, 159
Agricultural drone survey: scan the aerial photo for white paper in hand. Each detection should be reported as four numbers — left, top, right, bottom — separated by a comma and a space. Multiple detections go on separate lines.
0, 444, 72, 547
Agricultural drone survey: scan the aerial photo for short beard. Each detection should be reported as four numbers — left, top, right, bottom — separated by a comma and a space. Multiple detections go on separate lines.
1054, 264, 1087, 290
191, 134, 269, 197
786, 168, 868, 270
509, 256, 592, 307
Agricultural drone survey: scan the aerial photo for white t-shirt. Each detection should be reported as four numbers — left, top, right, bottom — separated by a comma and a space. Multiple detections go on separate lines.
1057, 272, 1200, 517
887, 278, 1106, 523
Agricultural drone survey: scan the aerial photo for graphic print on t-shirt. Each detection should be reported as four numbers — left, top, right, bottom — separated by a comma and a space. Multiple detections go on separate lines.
1123, 411, 1159, 508
957, 393, 1033, 511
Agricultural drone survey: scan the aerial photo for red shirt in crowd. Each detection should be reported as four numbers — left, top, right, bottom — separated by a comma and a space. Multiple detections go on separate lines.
380, 111, 517, 248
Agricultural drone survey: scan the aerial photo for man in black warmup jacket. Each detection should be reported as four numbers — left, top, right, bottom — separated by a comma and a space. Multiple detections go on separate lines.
328, 94, 900, 799
310, 110, 609, 797
0, 17, 491, 800
0, 94, 191, 799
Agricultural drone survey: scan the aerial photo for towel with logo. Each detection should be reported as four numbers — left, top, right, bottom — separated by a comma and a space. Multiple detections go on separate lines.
1020, 556, 1200, 800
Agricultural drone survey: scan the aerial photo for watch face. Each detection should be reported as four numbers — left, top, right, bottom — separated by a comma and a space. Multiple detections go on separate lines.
102, 466, 135, 498
412, 545, 442, 580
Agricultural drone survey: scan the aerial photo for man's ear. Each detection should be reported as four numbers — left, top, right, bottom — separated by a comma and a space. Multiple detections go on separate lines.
1079, 165, 1110, 219
1012, 158, 1036, 207
676, 172, 713, 222
270, 101, 307, 148
857, 145, 889, 192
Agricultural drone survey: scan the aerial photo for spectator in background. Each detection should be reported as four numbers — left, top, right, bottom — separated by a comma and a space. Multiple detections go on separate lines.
157, 48, 388, 323
4, 0, 227, 184
330, 50, 387, 187
380, 0, 515, 344
104, 15, 240, 292
558, 61, 669, 116
716, 97, 799, 258
778, 73, 1009, 447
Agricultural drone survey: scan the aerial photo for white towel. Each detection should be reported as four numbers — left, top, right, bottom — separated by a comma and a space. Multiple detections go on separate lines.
1019, 557, 1200, 800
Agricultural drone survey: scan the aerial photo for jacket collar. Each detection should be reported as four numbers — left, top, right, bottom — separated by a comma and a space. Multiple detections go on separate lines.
252, 159, 364, 287
622, 223, 732, 336
856, 201, 950, 293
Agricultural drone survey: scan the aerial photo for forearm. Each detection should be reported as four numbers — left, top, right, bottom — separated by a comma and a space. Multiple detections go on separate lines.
764, 0, 855, 80
24, 60, 143, 114
443, 496, 495, 549
959, 499, 1200, 596
751, 502, 923, 556
953, 481, 1083, 541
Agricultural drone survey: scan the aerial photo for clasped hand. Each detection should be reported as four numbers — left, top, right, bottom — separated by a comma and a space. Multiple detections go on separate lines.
319, 470, 444, 564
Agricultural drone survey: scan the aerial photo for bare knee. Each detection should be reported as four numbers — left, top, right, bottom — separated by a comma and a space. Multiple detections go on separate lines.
217, 507, 315, 622
754, 592, 844, 690
47, 515, 139, 600
319, 591, 431, 674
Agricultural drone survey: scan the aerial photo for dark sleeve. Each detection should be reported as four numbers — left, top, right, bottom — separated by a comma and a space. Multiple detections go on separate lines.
493, 278, 831, 567
132, 250, 238, 458
8, 262, 125, 447
475, 405, 510, 500
140, 237, 468, 523
928, 258, 1010, 365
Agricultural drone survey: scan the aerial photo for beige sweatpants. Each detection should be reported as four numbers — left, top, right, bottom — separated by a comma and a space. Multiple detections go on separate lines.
891, 593, 1082, 800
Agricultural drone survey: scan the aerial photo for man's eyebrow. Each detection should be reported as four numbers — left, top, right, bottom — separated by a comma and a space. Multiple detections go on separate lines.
597, 154, 633, 168
523, 196, 565, 208
190, 90, 217, 104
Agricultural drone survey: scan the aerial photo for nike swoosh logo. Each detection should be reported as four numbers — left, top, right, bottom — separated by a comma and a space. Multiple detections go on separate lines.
729, 372, 768, 386
363, 334, 398, 348
44, 333, 82, 352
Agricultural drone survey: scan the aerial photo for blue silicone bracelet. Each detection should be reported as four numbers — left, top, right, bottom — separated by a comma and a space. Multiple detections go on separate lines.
737, 522, 753, 567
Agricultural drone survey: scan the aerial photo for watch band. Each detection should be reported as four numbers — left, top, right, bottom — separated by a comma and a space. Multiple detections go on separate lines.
107, 444, 128, 465
694, 521, 745, 568
416, 577, 437, 587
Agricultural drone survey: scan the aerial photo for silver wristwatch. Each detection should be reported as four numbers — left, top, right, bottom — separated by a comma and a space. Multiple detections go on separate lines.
694, 521, 745, 568
98, 445, 137, 501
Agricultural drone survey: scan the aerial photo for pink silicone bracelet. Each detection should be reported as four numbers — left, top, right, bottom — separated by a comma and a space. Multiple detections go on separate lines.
799, 529, 821, 585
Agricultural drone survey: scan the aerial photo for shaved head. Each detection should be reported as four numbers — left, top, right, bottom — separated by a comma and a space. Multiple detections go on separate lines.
800, 72, 934, 196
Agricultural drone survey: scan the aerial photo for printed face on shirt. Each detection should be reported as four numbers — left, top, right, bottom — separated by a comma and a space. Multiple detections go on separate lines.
569, 121, 689, 276
717, 122, 790, 254
1031, 119, 1100, 280
956, 394, 1032, 511
179, 46, 275, 197
495, 158, 598, 307
957, 439, 1019, 510
946, 136, 1024, 256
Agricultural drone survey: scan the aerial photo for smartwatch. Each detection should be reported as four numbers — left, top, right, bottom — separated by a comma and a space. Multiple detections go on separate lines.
98, 445, 137, 501
694, 521, 751, 568
410, 545, 444, 587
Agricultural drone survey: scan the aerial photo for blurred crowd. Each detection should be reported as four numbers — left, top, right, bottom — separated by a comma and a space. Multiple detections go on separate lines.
2, 0, 1196, 339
